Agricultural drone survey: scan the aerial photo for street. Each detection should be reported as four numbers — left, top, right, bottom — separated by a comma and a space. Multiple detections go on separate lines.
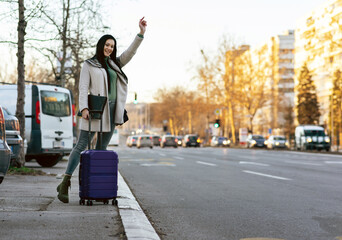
115, 146, 342, 240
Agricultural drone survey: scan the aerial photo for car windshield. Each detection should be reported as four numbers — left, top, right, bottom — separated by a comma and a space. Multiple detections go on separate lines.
188, 136, 198, 141
252, 135, 264, 140
274, 137, 286, 140
304, 130, 325, 136
40, 90, 71, 117
2, 107, 12, 118
218, 137, 227, 141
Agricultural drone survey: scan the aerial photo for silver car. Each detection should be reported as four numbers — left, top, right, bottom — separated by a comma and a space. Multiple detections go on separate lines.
266, 135, 289, 149
126, 135, 138, 148
137, 135, 153, 149
2, 107, 23, 162
160, 135, 178, 148
0, 106, 11, 184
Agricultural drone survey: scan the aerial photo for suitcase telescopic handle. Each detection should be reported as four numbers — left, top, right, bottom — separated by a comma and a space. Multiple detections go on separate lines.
87, 110, 103, 150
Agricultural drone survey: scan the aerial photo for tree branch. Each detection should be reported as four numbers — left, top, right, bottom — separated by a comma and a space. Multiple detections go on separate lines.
0, 40, 17, 45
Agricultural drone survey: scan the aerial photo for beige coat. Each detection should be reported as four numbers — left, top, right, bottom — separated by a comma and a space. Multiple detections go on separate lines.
79, 35, 143, 132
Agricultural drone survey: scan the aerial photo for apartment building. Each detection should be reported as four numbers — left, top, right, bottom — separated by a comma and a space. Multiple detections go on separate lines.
247, 30, 295, 135
295, 0, 342, 126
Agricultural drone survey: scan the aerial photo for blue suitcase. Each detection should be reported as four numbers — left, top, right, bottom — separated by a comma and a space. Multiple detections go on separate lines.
79, 150, 118, 205
79, 100, 118, 206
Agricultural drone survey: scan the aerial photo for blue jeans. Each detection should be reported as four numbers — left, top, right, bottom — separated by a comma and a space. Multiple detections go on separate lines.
65, 101, 116, 175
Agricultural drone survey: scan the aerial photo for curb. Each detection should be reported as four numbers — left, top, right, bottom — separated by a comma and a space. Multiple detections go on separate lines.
118, 172, 160, 240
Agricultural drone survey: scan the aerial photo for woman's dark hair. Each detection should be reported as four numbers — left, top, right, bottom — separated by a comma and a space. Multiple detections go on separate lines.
93, 34, 122, 92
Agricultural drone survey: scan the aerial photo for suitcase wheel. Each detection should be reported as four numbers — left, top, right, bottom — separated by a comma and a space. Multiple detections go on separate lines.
86, 200, 93, 206
112, 199, 118, 206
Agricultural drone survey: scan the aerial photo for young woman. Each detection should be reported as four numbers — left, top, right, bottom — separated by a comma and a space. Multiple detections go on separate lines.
57, 17, 147, 203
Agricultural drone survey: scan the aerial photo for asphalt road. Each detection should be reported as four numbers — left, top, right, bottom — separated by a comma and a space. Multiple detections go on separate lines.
113, 145, 342, 240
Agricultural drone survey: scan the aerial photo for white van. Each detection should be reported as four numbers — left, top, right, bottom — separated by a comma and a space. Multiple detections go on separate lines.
295, 125, 331, 151
0, 84, 76, 167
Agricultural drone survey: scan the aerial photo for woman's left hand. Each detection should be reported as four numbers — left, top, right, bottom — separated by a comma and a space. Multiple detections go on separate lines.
139, 17, 147, 35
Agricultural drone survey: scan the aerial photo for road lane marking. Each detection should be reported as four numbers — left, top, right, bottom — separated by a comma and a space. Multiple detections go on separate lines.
159, 153, 166, 156
240, 238, 285, 240
285, 160, 322, 166
121, 158, 153, 162
239, 161, 269, 166
140, 162, 176, 167
174, 156, 184, 160
325, 161, 342, 164
241, 238, 285, 240
243, 170, 292, 181
286, 151, 342, 158
196, 161, 217, 167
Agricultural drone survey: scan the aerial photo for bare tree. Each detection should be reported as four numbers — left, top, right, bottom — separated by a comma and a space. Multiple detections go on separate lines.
30, 0, 107, 106
234, 45, 272, 133
0, 0, 48, 167
16, 0, 26, 167
153, 86, 207, 137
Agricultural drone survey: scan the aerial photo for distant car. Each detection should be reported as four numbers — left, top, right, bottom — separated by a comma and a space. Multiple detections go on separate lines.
175, 136, 183, 146
246, 134, 266, 148
0, 106, 11, 184
182, 134, 200, 147
126, 135, 138, 147
2, 107, 23, 162
211, 136, 230, 147
152, 135, 161, 146
160, 135, 178, 148
137, 135, 153, 149
266, 135, 289, 149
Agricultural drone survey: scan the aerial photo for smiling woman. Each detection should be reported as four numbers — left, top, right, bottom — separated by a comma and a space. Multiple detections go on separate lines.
104, 39, 115, 57
56, 17, 147, 204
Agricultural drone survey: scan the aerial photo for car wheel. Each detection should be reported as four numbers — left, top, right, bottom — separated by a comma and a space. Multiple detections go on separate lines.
36, 155, 63, 167
0, 177, 3, 184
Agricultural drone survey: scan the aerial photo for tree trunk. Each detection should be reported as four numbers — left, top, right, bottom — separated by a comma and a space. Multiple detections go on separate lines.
15, 0, 27, 167
59, 0, 70, 87
228, 100, 236, 144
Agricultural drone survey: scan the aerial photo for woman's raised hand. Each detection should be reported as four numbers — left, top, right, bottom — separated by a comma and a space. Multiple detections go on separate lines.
139, 17, 147, 35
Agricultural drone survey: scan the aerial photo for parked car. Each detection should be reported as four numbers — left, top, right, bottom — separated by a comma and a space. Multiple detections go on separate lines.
266, 135, 288, 149
126, 135, 138, 147
0, 106, 11, 184
175, 136, 184, 146
246, 134, 266, 148
182, 134, 200, 147
137, 135, 153, 149
152, 135, 161, 146
211, 136, 230, 147
160, 135, 178, 148
295, 125, 330, 151
0, 84, 75, 167
2, 107, 23, 163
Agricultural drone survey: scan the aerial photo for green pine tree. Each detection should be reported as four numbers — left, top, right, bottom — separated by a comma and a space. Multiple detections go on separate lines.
296, 63, 321, 125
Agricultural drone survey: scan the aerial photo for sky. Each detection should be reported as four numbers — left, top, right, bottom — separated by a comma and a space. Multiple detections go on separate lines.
0, 0, 328, 103
105, 0, 328, 103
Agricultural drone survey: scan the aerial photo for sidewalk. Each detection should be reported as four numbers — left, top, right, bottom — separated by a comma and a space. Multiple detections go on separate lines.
0, 160, 160, 240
